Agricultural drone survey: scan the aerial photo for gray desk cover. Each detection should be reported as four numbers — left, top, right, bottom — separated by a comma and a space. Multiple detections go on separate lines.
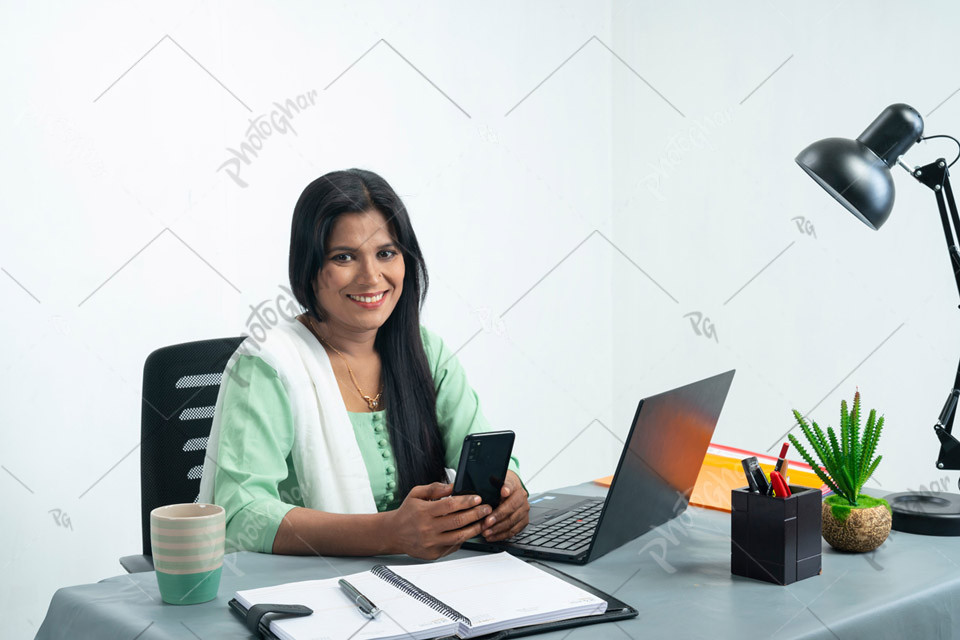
37, 484, 960, 640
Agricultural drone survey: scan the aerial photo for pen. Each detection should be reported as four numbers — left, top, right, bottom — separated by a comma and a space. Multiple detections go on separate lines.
774, 443, 789, 474
338, 578, 381, 619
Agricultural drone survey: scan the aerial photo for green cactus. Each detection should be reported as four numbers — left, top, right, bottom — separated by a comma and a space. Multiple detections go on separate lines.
789, 390, 884, 507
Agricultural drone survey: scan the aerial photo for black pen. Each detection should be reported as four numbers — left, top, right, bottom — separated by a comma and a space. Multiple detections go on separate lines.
338, 578, 381, 619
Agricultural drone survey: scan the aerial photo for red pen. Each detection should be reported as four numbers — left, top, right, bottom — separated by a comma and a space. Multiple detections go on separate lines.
774, 443, 789, 474
770, 471, 791, 498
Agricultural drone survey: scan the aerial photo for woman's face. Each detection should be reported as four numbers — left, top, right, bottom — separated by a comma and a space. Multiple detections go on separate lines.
313, 209, 405, 333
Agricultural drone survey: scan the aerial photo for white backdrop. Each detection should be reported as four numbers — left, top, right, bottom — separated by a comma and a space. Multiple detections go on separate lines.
3, 1, 960, 635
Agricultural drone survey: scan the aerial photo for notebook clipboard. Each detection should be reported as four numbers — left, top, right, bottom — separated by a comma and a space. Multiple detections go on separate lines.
466, 560, 639, 639
228, 559, 638, 640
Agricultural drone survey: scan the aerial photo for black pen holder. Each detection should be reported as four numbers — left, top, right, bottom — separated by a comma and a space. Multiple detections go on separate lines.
730, 485, 822, 585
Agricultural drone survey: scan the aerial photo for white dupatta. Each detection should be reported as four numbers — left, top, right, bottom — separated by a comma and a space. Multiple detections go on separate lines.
198, 317, 378, 514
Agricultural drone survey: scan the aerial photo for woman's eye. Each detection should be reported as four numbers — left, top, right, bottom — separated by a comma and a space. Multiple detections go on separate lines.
379, 250, 398, 259
332, 253, 352, 262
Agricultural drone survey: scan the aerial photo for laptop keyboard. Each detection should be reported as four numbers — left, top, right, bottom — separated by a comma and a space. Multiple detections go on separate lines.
507, 500, 603, 553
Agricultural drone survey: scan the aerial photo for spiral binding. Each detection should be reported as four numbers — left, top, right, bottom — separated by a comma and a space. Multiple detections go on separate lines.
370, 564, 472, 626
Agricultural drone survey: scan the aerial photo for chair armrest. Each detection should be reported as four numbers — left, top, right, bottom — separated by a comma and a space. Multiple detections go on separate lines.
119, 554, 155, 573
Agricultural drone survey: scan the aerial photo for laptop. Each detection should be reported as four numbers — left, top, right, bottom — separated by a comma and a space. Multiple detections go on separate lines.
463, 369, 735, 564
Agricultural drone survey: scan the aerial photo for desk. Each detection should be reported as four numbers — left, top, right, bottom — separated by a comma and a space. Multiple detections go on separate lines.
37, 483, 960, 640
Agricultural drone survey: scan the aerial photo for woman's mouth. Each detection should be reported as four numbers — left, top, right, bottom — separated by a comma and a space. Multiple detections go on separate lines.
346, 290, 387, 308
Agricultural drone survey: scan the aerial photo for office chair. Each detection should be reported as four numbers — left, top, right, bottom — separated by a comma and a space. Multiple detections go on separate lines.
119, 336, 246, 573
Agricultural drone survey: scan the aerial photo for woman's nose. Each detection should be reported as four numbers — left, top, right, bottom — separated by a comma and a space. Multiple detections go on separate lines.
358, 256, 381, 282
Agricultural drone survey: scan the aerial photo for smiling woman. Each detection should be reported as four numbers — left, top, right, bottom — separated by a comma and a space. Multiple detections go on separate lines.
198, 169, 529, 560
310, 208, 407, 358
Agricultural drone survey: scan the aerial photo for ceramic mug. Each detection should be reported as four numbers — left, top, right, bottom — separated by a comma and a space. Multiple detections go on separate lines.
150, 503, 225, 605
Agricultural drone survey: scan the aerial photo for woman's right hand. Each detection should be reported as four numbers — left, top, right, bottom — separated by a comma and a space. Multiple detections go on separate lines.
387, 482, 492, 560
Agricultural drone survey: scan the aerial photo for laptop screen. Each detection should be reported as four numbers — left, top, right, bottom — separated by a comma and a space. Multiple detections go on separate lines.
589, 370, 735, 560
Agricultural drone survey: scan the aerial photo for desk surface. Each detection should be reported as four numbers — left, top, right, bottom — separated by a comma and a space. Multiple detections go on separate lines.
37, 483, 960, 640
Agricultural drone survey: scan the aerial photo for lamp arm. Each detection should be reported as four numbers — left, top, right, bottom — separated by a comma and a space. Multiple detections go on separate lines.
938, 172, 960, 297
911, 159, 960, 472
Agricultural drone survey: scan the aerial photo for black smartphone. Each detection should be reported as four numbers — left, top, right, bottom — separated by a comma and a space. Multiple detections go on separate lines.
453, 430, 515, 508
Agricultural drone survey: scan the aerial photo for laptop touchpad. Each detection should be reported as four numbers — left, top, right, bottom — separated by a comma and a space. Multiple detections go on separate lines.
527, 494, 591, 524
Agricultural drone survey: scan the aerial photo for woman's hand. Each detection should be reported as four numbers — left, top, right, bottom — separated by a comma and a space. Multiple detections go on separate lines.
388, 482, 492, 560
481, 470, 530, 542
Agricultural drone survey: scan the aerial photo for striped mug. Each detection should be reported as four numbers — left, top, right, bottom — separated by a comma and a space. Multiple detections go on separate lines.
150, 503, 225, 605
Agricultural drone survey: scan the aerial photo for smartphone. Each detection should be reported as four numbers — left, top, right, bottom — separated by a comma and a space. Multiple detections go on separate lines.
453, 430, 515, 508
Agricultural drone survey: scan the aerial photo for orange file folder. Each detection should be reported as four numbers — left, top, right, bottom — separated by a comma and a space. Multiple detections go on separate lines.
593, 443, 829, 512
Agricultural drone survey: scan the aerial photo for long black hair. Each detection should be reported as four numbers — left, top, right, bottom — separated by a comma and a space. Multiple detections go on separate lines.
289, 169, 446, 499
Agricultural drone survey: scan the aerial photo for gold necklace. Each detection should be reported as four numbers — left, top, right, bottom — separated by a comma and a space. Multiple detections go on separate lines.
311, 321, 383, 411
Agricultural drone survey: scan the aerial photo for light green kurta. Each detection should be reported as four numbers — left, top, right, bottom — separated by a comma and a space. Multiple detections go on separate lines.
212, 325, 521, 553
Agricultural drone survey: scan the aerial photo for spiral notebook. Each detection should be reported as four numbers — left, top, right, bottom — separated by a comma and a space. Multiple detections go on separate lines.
230, 553, 631, 640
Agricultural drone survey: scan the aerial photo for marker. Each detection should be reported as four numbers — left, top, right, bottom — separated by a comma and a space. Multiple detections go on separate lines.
741, 458, 759, 492
742, 457, 769, 495
770, 471, 791, 498
339, 578, 381, 619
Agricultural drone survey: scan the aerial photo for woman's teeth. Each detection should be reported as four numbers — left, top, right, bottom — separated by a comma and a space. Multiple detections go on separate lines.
348, 292, 385, 303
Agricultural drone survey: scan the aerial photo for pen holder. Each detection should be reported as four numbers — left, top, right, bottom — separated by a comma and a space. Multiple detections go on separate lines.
730, 485, 822, 586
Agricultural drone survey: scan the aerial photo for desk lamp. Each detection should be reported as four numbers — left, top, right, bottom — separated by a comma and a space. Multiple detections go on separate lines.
796, 103, 960, 536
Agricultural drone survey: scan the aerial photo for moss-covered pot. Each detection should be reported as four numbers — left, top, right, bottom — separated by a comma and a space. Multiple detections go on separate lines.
821, 494, 891, 552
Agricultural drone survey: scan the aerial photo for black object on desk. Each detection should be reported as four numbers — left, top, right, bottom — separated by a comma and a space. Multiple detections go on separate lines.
465, 369, 736, 564
797, 103, 960, 536
227, 601, 313, 637
731, 485, 822, 586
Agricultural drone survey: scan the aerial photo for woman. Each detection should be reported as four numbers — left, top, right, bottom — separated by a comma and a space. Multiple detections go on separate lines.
198, 169, 529, 560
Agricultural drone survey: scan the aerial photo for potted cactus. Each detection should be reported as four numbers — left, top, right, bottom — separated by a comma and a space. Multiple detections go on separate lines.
789, 390, 891, 552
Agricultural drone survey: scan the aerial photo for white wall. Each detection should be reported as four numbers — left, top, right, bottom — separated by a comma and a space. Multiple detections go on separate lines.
3, 1, 959, 636
1, 2, 615, 635
611, 0, 960, 498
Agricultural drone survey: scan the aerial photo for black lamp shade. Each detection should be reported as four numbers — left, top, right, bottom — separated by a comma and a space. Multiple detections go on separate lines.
796, 104, 924, 230
796, 137, 896, 229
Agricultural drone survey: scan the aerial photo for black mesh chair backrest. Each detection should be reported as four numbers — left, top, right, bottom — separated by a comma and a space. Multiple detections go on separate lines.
139, 336, 246, 557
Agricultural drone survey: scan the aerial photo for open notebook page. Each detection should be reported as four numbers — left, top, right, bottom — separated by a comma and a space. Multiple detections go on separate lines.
387, 552, 607, 638
234, 569, 457, 640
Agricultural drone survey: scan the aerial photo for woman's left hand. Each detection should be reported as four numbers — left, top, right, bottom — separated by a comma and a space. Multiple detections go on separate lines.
481, 470, 530, 542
